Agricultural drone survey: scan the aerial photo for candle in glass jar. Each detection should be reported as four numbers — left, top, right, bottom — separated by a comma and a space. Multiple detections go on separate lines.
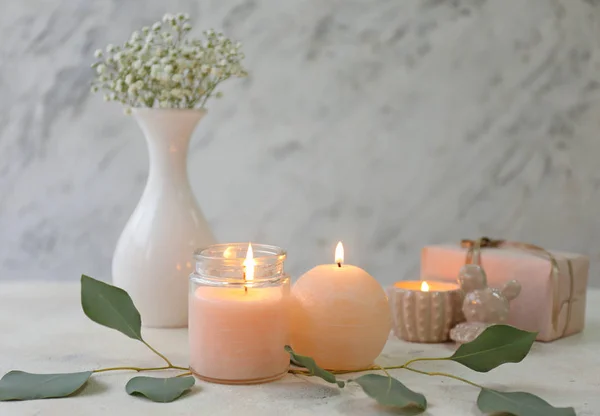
189, 243, 290, 384
388, 280, 463, 343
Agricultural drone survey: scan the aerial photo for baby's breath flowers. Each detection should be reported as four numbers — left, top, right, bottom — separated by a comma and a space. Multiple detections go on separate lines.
91, 13, 247, 113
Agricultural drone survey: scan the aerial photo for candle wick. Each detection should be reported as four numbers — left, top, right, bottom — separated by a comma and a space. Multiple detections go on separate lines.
244, 286, 248, 294
337, 262, 342, 268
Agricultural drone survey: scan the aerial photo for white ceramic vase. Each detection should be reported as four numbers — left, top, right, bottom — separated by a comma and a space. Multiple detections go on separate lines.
112, 108, 216, 328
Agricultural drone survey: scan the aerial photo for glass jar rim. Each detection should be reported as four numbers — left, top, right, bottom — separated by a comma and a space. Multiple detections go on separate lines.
194, 243, 287, 262
191, 243, 287, 286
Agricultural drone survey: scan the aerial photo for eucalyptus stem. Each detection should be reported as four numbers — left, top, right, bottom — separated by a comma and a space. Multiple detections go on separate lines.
142, 340, 174, 367
288, 357, 484, 390
176, 371, 193, 378
401, 356, 447, 367
95, 339, 189, 374
287, 367, 376, 375
93, 366, 171, 373
331, 367, 376, 375
288, 358, 447, 375
372, 364, 391, 378
93, 364, 189, 373
288, 369, 310, 375
401, 366, 483, 389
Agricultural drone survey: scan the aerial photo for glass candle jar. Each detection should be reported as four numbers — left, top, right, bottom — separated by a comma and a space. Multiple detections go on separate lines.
189, 243, 290, 384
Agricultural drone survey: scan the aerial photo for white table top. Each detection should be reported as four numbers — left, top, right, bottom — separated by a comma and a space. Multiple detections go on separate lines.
1, 282, 598, 416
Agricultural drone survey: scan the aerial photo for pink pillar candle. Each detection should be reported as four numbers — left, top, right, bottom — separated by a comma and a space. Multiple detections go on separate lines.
189, 243, 290, 384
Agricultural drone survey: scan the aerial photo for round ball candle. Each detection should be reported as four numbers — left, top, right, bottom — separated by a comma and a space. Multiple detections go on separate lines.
290, 242, 391, 370
189, 243, 290, 384
389, 280, 463, 343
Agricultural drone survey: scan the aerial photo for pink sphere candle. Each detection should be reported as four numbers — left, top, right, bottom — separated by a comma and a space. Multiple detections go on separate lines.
290, 242, 391, 370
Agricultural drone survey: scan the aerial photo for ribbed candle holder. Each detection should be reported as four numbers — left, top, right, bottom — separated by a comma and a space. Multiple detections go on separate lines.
388, 281, 463, 343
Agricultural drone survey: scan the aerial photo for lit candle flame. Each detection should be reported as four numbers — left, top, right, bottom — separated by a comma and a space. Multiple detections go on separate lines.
335, 241, 344, 267
421, 281, 430, 292
243, 243, 255, 282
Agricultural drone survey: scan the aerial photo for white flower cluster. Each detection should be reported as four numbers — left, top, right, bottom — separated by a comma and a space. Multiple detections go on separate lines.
91, 13, 247, 112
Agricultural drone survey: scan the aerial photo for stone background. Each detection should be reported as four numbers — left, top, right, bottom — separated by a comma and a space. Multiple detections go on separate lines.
1, 0, 600, 287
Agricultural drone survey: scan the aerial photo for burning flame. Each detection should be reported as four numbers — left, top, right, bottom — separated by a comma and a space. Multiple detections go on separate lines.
421, 281, 430, 292
335, 241, 344, 266
243, 243, 255, 282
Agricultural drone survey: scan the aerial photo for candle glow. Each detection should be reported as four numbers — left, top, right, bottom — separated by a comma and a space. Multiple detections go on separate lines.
390, 280, 462, 342
243, 243, 255, 282
223, 246, 236, 259
189, 243, 290, 383
290, 240, 391, 370
335, 241, 344, 266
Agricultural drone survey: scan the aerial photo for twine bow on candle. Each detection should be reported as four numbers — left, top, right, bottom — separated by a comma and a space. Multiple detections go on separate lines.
459, 237, 577, 337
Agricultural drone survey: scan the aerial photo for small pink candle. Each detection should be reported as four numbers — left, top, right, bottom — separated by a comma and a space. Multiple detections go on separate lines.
389, 280, 463, 342
189, 243, 290, 384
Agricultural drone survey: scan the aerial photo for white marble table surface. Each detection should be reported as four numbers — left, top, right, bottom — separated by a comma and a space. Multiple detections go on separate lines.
1, 283, 598, 416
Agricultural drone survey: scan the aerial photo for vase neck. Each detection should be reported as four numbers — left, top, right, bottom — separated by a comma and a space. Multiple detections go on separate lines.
133, 109, 205, 181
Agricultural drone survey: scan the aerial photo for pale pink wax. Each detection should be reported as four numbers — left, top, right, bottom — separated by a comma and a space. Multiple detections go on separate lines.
189, 285, 289, 383
290, 264, 391, 370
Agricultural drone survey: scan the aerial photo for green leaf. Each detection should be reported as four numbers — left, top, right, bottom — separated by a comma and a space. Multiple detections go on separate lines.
284, 345, 345, 387
0, 371, 92, 401
81, 274, 143, 341
351, 374, 427, 414
126, 376, 195, 403
449, 325, 537, 372
477, 388, 576, 416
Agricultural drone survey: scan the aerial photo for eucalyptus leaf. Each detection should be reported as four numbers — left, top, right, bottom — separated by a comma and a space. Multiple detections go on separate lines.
351, 374, 427, 414
126, 376, 195, 403
449, 325, 536, 372
477, 388, 576, 416
0, 371, 92, 401
284, 346, 345, 387
81, 274, 143, 341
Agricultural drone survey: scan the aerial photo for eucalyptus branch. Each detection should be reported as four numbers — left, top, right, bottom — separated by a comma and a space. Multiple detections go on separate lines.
401, 366, 483, 389
93, 366, 172, 374
287, 356, 485, 390
401, 356, 446, 367
372, 364, 391, 378
93, 363, 189, 374
141, 340, 175, 367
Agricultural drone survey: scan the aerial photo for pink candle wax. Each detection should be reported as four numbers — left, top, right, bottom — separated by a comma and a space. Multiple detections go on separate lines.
290, 242, 391, 370
189, 285, 289, 384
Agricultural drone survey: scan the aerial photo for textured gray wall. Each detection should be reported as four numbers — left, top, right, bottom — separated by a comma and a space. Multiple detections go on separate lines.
1, 0, 599, 287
